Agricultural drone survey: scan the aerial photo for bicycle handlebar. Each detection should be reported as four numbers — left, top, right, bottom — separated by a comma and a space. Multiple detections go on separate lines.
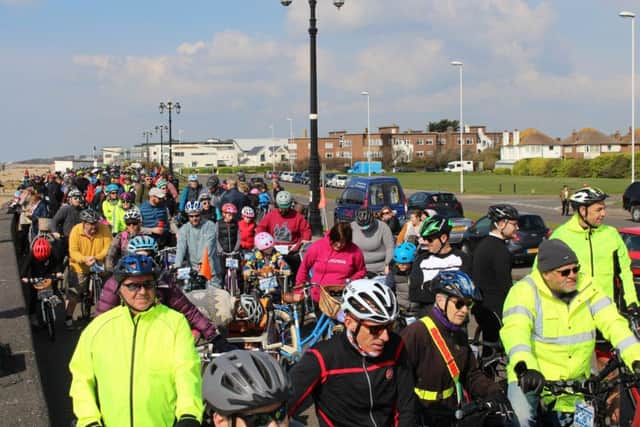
454, 398, 512, 420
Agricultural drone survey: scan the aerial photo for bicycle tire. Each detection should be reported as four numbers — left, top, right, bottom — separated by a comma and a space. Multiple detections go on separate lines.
44, 301, 56, 342
272, 308, 300, 355
92, 276, 103, 308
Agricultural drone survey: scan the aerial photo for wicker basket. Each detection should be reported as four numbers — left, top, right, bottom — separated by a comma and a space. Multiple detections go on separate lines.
319, 285, 345, 319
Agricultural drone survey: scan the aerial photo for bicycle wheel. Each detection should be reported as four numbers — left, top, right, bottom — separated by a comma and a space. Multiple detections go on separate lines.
43, 301, 56, 342
92, 276, 103, 308
80, 289, 91, 320
272, 308, 300, 356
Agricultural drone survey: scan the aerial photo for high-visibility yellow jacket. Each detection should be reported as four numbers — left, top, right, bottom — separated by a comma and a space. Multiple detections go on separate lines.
69, 304, 203, 427
102, 199, 120, 228
68, 223, 112, 273
544, 214, 638, 307
500, 270, 640, 412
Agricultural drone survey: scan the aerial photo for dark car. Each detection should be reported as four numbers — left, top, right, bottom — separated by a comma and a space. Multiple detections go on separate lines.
460, 213, 550, 265
335, 176, 407, 223
623, 182, 640, 222
407, 191, 464, 218
249, 176, 265, 187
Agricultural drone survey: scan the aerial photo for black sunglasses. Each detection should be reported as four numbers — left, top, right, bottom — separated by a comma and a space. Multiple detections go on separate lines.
361, 322, 393, 336
234, 403, 287, 426
188, 214, 201, 218
125, 221, 140, 226
453, 298, 474, 310
557, 265, 580, 277
122, 281, 155, 292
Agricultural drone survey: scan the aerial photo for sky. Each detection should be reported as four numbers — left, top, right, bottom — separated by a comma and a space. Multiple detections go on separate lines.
2, 0, 640, 161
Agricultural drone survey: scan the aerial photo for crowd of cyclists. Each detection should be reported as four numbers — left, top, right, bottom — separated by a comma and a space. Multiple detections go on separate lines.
8, 165, 640, 426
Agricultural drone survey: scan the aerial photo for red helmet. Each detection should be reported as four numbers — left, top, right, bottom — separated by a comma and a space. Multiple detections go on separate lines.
221, 203, 238, 214
32, 237, 51, 261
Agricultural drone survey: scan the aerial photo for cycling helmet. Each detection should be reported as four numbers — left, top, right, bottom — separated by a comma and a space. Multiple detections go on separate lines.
488, 204, 519, 222
184, 201, 202, 214
342, 278, 398, 323
236, 294, 263, 324
202, 350, 290, 416
569, 187, 608, 208
79, 208, 99, 224
241, 206, 255, 218
113, 254, 158, 284
126, 235, 159, 255
419, 215, 452, 239
355, 207, 374, 227
221, 203, 238, 214
32, 237, 51, 261
106, 183, 120, 193
254, 232, 274, 251
393, 242, 417, 264
250, 188, 260, 195
123, 209, 142, 223
206, 175, 219, 188
67, 188, 83, 199
156, 179, 168, 188
197, 191, 211, 201
431, 270, 482, 302
119, 191, 134, 202
275, 191, 293, 208
188, 174, 198, 182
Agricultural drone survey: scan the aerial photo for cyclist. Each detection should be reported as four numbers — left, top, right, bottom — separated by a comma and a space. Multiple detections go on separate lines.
409, 215, 470, 314
239, 206, 256, 251
101, 183, 121, 228
205, 175, 225, 214
175, 201, 220, 282
402, 271, 511, 426
288, 279, 416, 426
295, 222, 366, 303
217, 203, 241, 282
110, 191, 136, 235
105, 209, 147, 272
69, 254, 203, 427
220, 178, 250, 218
66, 208, 112, 329
257, 184, 272, 217
379, 206, 401, 235
178, 174, 203, 213
547, 187, 638, 310
471, 204, 519, 357
134, 173, 153, 205
197, 191, 216, 222
256, 190, 311, 276
202, 350, 294, 427
242, 232, 291, 293
387, 241, 419, 316
501, 239, 640, 426
52, 187, 84, 247
351, 207, 394, 275
396, 209, 422, 245
139, 187, 170, 247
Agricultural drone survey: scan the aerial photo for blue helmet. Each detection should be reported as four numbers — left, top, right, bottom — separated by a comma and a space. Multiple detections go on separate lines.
113, 254, 158, 284
188, 174, 199, 182
126, 235, 158, 255
184, 200, 202, 214
393, 242, 417, 264
431, 270, 481, 302
106, 183, 120, 193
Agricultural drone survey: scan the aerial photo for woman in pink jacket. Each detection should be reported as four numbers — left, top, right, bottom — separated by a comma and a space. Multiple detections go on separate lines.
295, 222, 366, 302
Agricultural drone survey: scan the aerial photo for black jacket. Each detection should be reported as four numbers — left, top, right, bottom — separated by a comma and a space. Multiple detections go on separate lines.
220, 188, 250, 220
216, 220, 240, 254
471, 235, 512, 313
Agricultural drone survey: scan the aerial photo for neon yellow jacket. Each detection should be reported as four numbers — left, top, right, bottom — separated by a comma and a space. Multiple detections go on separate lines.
69, 303, 203, 427
500, 270, 640, 412
101, 199, 121, 228
545, 214, 638, 306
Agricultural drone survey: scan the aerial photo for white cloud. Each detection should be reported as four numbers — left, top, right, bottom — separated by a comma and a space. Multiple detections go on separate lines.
177, 41, 206, 56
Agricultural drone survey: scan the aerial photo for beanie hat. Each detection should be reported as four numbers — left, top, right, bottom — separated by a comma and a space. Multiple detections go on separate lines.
537, 239, 579, 273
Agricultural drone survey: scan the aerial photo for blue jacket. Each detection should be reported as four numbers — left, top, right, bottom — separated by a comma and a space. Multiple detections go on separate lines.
178, 185, 202, 212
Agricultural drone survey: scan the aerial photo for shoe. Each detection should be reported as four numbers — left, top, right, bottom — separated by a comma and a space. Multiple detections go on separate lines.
65, 318, 76, 330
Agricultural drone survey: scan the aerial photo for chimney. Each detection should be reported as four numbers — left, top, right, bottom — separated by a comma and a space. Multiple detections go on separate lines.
513, 129, 520, 146
502, 131, 510, 146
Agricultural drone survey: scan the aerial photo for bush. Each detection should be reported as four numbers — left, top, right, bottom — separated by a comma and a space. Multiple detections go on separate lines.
512, 159, 530, 176
494, 167, 511, 175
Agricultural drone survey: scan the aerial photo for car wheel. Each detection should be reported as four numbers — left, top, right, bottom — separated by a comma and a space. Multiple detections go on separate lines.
632, 206, 640, 222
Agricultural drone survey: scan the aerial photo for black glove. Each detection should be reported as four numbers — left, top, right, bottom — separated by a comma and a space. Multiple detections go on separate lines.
628, 303, 640, 319
210, 334, 238, 353
486, 392, 514, 419
632, 361, 640, 375
515, 361, 545, 394
174, 415, 200, 427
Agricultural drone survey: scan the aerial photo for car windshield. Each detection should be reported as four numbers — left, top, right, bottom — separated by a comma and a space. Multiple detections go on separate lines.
621, 232, 640, 252
434, 193, 457, 203
518, 215, 545, 230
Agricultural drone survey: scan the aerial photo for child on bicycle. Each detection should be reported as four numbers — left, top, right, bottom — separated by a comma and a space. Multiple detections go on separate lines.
386, 241, 419, 318
242, 232, 291, 295
238, 206, 256, 253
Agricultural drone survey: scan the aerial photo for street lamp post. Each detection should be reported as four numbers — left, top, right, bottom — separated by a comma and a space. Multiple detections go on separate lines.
155, 124, 168, 167
286, 117, 294, 172
280, 0, 346, 236
620, 11, 636, 183
142, 130, 153, 169
159, 101, 181, 176
269, 124, 276, 173
361, 91, 371, 176
451, 60, 464, 193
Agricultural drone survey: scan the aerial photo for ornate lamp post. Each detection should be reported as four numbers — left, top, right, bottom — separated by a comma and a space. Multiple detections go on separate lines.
159, 101, 181, 175
154, 124, 168, 167
142, 130, 153, 168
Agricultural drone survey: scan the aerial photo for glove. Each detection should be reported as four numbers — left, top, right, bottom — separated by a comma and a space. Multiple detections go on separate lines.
632, 361, 640, 375
629, 303, 640, 319
486, 392, 513, 419
210, 334, 238, 353
515, 361, 545, 394
174, 415, 200, 427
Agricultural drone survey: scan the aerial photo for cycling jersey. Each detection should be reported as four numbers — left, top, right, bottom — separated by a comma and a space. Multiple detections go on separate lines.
409, 249, 470, 306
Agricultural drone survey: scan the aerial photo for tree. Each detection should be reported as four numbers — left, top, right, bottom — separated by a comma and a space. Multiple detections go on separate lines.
427, 119, 459, 133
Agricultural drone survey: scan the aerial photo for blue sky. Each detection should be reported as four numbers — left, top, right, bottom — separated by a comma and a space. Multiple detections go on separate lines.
2, 0, 640, 161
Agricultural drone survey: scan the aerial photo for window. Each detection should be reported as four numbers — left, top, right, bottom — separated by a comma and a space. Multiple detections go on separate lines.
416, 151, 424, 157
174, 152, 184, 157
549, 145, 554, 150
466, 138, 473, 145
341, 139, 352, 148
338, 189, 365, 204
426, 139, 434, 145
438, 139, 446, 145
416, 139, 424, 145
325, 142, 333, 149
325, 152, 333, 159
457, 139, 462, 145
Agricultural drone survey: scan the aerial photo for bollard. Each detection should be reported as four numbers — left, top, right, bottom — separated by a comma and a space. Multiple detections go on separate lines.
499, 184, 502, 192
513, 183, 516, 193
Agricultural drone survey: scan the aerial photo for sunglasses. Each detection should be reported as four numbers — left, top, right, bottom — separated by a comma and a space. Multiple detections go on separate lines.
453, 298, 474, 310
425, 236, 441, 243
70, 196, 82, 200
188, 214, 201, 218
361, 322, 393, 336
557, 265, 580, 277
125, 221, 140, 226
121, 281, 155, 292
234, 403, 287, 426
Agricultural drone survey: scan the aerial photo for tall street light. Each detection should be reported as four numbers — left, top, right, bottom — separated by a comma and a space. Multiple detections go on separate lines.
361, 91, 371, 176
451, 60, 464, 193
159, 101, 181, 176
142, 130, 153, 168
155, 124, 168, 167
280, 0, 346, 236
620, 11, 636, 183
269, 124, 276, 173
286, 117, 294, 172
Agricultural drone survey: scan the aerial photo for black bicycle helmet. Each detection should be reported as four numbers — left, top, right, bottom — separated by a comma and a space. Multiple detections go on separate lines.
419, 215, 451, 239
355, 207, 374, 227
430, 270, 482, 302
487, 204, 519, 222
79, 208, 100, 224
569, 187, 608, 208
206, 175, 220, 188
202, 350, 290, 416
113, 254, 159, 284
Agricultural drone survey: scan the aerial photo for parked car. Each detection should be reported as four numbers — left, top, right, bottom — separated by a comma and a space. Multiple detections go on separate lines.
292, 172, 304, 184
331, 174, 349, 188
393, 166, 417, 173
321, 172, 336, 186
460, 213, 550, 265
334, 176, 407, 223
407, 191, 464, 218
623, 182, 640, 222
619, 227, 640, 283
249, 176, 265, 187
279, 171, 294, 182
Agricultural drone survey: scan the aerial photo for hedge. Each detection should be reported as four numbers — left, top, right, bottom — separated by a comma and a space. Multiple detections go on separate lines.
511, 154, 639, 178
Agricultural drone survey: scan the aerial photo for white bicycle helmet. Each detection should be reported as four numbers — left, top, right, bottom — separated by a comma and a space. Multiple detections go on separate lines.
275, 190, 293, 208
126, 235, 159, 255
67, 188, 83, 199
241, 206, 255, 218
123, 209, 141, 223
341, 278, 398, 323
184, 200, 202, 214
254, 232, 274, 251
569, 187, 608, 208
236, 294, 263, 324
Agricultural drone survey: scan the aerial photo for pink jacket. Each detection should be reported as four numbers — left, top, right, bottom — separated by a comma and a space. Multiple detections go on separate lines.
295, 235, 366, 301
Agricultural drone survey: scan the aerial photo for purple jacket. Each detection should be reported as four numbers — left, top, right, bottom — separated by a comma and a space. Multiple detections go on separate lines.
95, 275, 218, 340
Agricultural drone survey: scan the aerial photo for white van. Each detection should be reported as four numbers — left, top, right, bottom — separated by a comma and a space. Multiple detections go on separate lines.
444, 161, 473, 173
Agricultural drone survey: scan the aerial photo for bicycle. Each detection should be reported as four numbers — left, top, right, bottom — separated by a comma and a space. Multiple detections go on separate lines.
175, 267, 207, 293
155, 246, 176, 270
222, 251, 241, 296
469, 311, 508, 391
23, 273, 63, 341
80, 263, 104, 320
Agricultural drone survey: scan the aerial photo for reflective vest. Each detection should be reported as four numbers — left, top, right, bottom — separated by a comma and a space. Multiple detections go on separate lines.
500, 270, 640, 412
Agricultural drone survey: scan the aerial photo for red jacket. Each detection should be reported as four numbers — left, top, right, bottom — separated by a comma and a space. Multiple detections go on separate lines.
238, 220, 256, 250
256, 209, 311, 246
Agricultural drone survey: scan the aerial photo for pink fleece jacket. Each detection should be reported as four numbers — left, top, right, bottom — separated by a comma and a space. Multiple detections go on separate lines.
295, 235, 366, 301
